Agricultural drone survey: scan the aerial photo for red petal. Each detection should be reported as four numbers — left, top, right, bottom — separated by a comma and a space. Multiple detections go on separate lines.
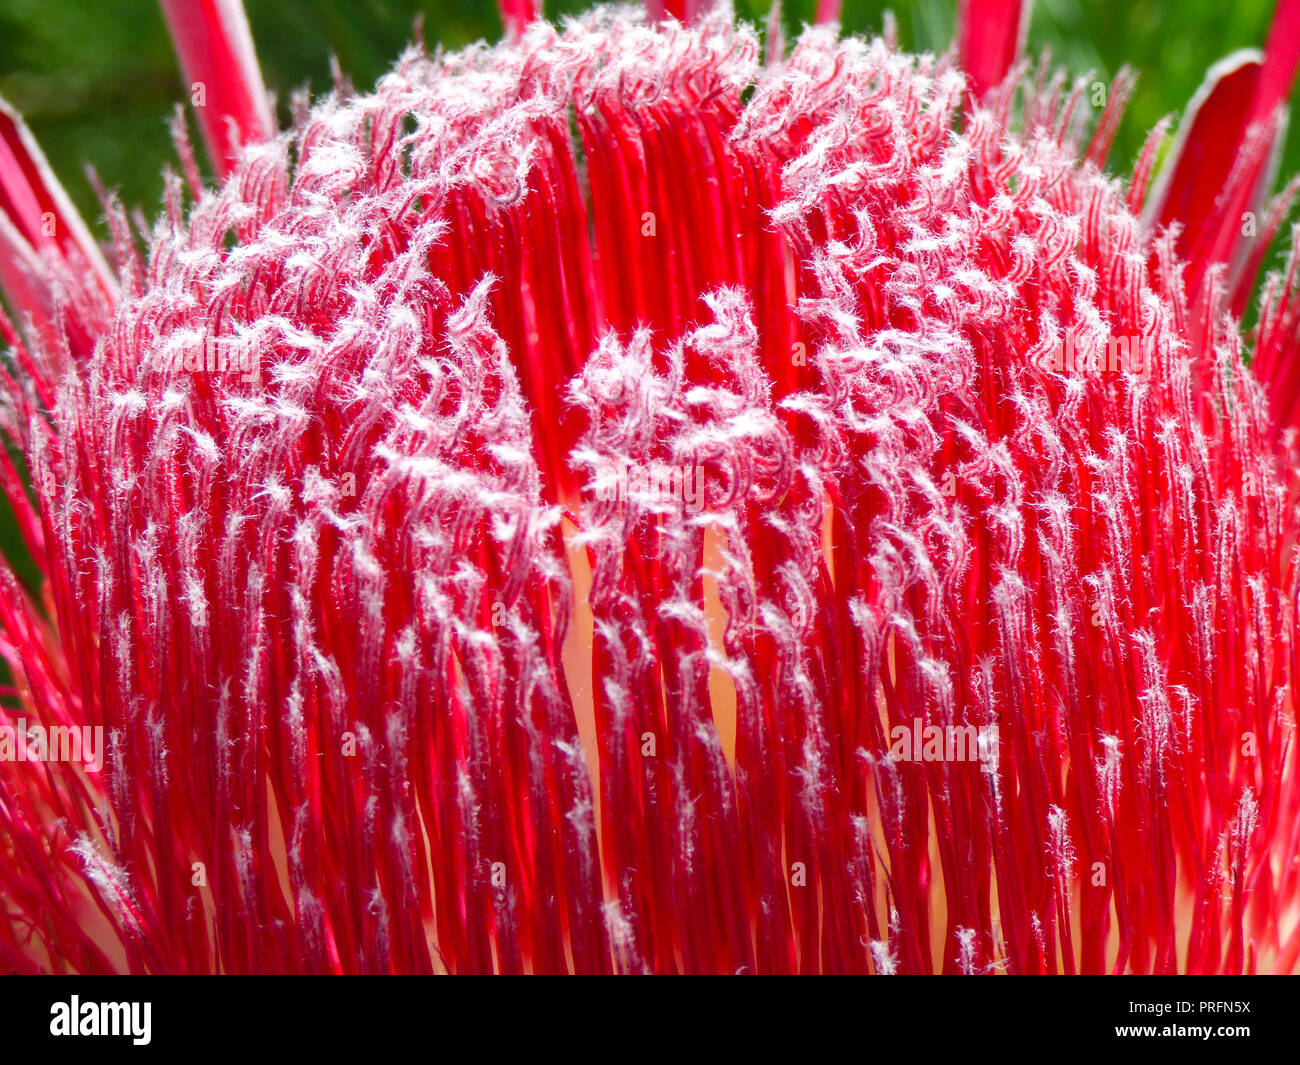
158, 0, 274, 179
0, 95, 114, 340
1256, 0, 1300, 126
0, 213, 56, 342
1145, 52, 1261, 265
814, 0, 843, 24
957, 0, 1030, 99
646, 0, 706, 23
1148, 1, 1300, 301
497, 0, 539, 39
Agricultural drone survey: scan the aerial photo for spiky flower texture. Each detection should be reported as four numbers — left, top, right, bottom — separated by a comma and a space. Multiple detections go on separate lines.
1, 0, 1299, 975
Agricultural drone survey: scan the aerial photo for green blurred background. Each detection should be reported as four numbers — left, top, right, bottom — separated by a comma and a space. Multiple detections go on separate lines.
1, 0, 1297, 232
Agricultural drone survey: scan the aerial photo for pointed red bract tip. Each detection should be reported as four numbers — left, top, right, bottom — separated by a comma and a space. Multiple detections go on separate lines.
1257, 0, 1300, 126
958, 0, 1030, 99
646, 0, 707, 23
158, 0, 274, 179
0, 2, 1298, 978
1145, 52, 1262, 265
0, 97, 114, 291
1149, 1, 1300, 309
814, 0, 842, 25
0, 95, 115, 350
498, 0, 540, 39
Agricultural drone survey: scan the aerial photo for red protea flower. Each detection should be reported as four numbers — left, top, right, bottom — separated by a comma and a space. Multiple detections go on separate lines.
1, 0, 1299, 975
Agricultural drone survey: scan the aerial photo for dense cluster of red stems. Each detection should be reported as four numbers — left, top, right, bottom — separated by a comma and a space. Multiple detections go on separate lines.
1, 0, 1300, 974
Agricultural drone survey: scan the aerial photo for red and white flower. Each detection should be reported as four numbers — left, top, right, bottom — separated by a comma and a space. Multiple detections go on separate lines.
0, 0, 1298, 974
